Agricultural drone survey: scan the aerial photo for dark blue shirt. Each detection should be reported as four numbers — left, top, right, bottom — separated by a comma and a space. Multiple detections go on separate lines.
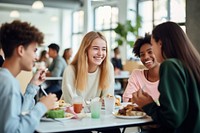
111, 57, 123, 70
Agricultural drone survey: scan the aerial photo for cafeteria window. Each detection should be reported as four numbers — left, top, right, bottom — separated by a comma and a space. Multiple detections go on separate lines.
138, 0, 186, 36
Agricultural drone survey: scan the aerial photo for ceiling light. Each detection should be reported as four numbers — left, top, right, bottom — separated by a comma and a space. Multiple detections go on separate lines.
50, 16, 58, 22
32, 0, 44, 9
10, 10, 20, 18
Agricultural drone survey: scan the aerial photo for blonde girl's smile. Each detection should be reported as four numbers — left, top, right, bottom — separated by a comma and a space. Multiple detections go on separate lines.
88, 38, 107, 67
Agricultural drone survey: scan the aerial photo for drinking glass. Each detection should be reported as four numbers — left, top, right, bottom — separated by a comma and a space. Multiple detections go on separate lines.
104, 97, 115, 114
72, 96, 83, 113
90, 101, 101, 119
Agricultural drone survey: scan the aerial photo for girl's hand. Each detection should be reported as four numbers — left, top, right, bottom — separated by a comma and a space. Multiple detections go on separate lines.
132, 89, 154, 108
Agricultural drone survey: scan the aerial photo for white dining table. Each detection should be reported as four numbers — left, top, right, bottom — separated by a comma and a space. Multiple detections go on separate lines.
114, 74, 130, 80
114, 71, 130, 80
36, 110, 153, 133
45, 76, 128, 80
45, 77, 63, 81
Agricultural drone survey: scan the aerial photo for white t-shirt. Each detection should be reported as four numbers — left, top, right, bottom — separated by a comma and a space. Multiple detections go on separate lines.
62, 63, 114, 104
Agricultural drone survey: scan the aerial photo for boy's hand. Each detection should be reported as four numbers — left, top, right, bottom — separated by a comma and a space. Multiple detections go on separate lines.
30, 68, 47, 86
40, 93, 58, 110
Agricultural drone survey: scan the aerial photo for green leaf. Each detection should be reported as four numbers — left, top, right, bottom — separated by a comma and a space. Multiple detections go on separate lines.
114, 15, 142, 47
127, 41, 135, 47
116, 39, 123, 46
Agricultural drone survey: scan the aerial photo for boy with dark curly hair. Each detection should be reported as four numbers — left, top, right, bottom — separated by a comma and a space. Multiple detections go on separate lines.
0, 20, 57, 133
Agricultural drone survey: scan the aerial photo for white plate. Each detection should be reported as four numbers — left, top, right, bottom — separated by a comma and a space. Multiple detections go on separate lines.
112, 111, 146, 119
41, 113, 74, 121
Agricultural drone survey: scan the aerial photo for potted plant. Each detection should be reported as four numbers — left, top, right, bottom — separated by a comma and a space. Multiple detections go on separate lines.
114, 15, 142, 47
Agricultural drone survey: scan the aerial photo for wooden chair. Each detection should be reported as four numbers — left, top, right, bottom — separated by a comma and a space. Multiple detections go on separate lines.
123, 60, 145, 74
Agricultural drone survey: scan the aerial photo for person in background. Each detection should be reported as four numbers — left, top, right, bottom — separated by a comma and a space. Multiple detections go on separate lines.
38, 50, 51, 68
62, 48, 73, 65
0, 45, 4, 67
62, 31, 114, 104
132, 21, 200, 133
111, 47, 123, 74
0, 20, 57, 133
123, 34, 160, 103
111, 47, 124, 93
46, 43, 67, 99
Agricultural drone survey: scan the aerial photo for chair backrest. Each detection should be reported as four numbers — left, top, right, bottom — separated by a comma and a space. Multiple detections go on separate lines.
16, 71, 33, 94
123, 60, 145, 73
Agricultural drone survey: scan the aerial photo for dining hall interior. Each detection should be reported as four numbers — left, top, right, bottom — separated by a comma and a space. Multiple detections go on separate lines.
0, 0, 200, 133
1, 0, 199, 93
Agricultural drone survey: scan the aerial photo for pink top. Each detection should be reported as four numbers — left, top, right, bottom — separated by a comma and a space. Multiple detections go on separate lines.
123, 69, 160, 102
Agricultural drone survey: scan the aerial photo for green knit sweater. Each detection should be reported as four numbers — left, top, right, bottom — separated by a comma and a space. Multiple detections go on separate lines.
143, 59, 200, 133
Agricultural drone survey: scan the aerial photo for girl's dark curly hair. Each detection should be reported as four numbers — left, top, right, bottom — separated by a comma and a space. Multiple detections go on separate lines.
132, 33, 151, 57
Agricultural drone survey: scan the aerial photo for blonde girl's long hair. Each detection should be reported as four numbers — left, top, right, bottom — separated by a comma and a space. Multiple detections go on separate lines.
71, 31, 111, 91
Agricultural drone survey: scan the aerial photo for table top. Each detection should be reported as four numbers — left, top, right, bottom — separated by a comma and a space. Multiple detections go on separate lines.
45, 75, 129, 80
114, 71, 130, 79
114, 74, 130, 79
36, 110, 153, 133
45, 77, 63, 80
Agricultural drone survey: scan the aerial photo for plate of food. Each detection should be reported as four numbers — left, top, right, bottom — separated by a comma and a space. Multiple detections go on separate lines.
112, 111, 146, 119
41, 115, 74, 121
41, 110, 74, 121
112, 104, 146, 119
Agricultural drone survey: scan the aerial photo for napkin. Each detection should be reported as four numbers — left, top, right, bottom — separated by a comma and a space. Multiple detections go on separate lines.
66, 106, 79, 119
66, 106, 87, 119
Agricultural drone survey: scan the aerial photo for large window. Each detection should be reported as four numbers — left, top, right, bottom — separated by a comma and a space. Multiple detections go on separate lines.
94, 6, 119, 51
72, 6, 119, 57
72, 10, 84, 54
138, 0, 186, 35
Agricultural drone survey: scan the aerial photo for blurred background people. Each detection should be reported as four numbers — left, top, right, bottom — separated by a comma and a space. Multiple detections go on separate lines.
38, 50, 51, 68
111, 47, 123, 74
123, 34, 160, 103
62, 48, 73, 65
45, 43, 67, 99
132, 21, 200, 133
0, 20, 57, 133
111, 47, 124, 94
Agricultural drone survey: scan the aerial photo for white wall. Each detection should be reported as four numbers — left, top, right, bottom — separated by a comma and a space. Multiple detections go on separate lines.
61, 10, 73, 52
0, 4, 72, 53
0, 3, 72, 91
117, 0, 137, 61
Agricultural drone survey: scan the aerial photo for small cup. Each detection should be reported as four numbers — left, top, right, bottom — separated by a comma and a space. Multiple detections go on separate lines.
115, 95, 122, 103
72, 96, 83, 113
90, 101, 101, 119
104, 97, 115, 114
